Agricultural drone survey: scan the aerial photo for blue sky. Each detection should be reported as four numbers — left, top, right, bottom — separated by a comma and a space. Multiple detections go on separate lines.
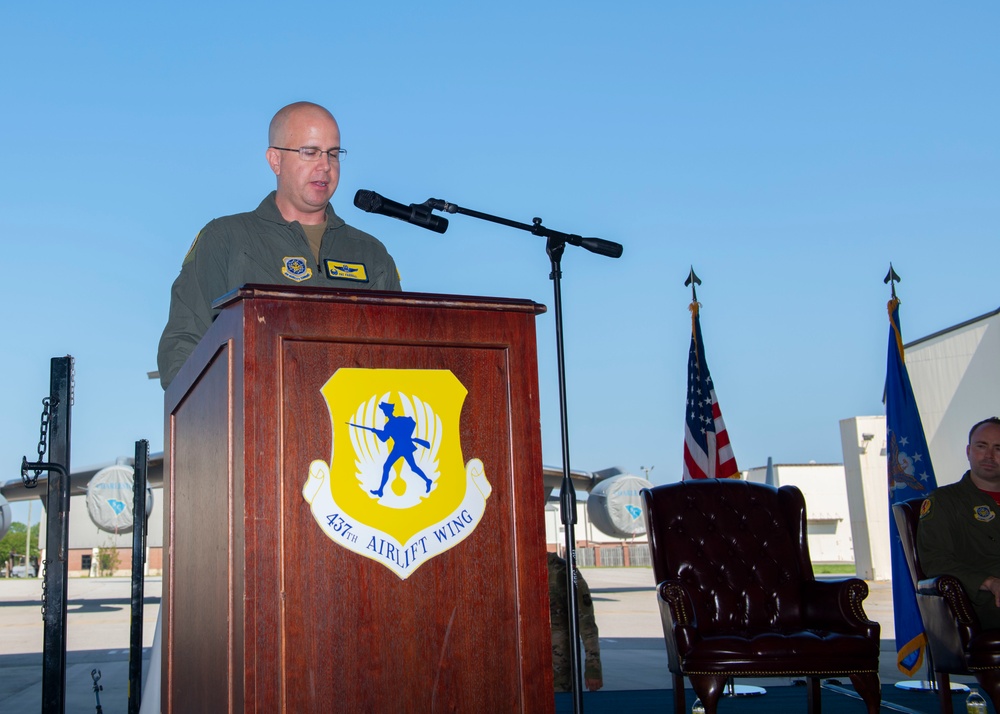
2, 2, 998, 525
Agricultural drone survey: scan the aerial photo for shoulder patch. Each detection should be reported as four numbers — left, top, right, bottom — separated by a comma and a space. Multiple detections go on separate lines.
974, 504, 996, 523
281, 256, 313, 282
325, 259, 369, 282
181, 230, 202, 266
919, 498, 932, 519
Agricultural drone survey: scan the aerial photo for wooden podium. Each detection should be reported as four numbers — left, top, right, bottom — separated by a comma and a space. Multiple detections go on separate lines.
163, 285, 555, 713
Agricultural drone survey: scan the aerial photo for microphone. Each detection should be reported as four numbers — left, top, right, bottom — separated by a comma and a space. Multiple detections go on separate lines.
574, 236, 623, 259
354, 190, 449, 234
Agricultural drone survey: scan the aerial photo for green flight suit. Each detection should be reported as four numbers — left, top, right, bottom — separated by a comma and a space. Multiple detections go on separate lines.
157, 192, 400, 389
548, 552, 603, 692
917, 471, 1000, 630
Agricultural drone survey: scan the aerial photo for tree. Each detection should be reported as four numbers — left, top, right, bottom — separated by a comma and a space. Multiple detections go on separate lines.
0, 522, 41, 570
97, 538, 120, 576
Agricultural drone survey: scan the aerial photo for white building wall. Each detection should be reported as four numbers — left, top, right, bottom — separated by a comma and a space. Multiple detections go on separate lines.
745, 463, 854, 564
904, 311, 1000, 485
839, 416, 891, 580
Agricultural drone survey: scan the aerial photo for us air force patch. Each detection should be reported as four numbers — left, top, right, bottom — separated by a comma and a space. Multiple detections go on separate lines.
302, 368, 491, 579
281, 256, 313, 282
974, 505, 996, 523
325, 259, 369, 282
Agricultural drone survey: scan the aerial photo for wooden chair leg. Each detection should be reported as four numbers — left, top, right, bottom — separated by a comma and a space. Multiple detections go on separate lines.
935, 671, 953, 714
806, 675, 822, 714
847, 672, 881, 714
672, 673, 685, 714
688, 674, 727, 714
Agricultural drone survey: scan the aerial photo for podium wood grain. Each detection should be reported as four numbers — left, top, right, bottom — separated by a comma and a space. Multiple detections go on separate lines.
164, 286, 553, 713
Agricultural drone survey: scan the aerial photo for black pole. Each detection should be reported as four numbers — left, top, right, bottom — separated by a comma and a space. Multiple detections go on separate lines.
547, 234, 586, 713
128, 440, 150, 714
41, 356, 74, 714
92, 669, 104, 713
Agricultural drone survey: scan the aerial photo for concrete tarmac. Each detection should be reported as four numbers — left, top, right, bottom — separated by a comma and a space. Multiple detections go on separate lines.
0, 569, 977, 711
0, 576, 158, 713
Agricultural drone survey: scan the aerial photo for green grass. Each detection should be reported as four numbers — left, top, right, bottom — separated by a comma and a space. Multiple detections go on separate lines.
813, 563, 856, 575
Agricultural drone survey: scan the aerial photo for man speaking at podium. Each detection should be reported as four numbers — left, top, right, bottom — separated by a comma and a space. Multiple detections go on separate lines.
157, 101, 401, 389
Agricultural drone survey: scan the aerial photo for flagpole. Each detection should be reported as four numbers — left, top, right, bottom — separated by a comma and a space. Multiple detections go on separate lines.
681, 269, 740, 482
682, 270, 763, 698
882, 265, 967, 696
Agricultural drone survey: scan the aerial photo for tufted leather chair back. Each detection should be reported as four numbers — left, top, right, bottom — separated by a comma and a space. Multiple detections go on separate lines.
893, 497, 971, 673
643, 478, 813, 637
893, 497, 928, 584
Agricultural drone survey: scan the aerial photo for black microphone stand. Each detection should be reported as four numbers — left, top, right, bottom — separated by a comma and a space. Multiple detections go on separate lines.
423, 198, 622, 713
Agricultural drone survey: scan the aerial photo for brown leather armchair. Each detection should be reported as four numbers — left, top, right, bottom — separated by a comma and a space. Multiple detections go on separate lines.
892, 497, 1000, 713
641, 479, 881, 714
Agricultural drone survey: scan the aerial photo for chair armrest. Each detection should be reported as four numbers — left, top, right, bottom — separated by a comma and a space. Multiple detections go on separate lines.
918, 575, 980, 627
657, 580, 699, 656
802, 578, 880, 637
657, 580, 695, 626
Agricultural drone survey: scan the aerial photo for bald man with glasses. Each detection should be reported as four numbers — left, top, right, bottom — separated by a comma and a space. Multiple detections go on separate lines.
157, 101, 401, 389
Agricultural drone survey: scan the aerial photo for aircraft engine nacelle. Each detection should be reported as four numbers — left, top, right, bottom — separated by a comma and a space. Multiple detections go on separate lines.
585, 474, 654, 539
0, 493, 12, 540
87, 464, 153, 534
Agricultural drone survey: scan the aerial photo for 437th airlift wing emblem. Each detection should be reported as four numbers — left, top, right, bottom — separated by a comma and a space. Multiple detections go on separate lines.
302, 368, 491, 579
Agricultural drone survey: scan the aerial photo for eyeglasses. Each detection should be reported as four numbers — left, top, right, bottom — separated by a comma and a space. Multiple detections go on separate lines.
270, 146, 347, 162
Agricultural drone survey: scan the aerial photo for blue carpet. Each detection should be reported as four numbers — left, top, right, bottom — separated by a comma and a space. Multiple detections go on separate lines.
555, 683, 993, 713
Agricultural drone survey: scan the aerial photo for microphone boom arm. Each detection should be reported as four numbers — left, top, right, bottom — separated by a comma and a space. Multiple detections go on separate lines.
422, 199, 623, 258
419, 194, 620, 714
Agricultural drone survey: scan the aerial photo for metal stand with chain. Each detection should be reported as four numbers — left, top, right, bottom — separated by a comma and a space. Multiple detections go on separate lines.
21, 356, 74, 714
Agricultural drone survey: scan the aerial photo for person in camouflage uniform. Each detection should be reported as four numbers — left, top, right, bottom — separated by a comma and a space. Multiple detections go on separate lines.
547, 552, 603, 692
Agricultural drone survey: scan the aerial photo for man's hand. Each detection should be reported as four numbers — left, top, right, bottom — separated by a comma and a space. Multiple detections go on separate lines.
585, 677, 603, 691
979, 576, 1000, 607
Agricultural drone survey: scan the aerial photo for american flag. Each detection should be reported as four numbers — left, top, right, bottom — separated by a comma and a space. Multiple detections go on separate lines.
683, 300, 739, 480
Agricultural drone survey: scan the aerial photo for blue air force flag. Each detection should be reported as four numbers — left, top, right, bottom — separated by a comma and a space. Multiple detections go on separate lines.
885, 296, 938, 676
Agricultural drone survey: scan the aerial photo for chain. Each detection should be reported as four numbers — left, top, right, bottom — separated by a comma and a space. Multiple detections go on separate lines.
21, 397, 57, 488
37, 397, 53, 464
40, 559, 48, 620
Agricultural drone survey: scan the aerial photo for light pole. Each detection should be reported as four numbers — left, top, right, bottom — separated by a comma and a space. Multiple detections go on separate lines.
25, 501, 32, 576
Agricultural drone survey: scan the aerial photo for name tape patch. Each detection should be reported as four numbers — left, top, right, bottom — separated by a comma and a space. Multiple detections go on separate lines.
325, 259, 369, 282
